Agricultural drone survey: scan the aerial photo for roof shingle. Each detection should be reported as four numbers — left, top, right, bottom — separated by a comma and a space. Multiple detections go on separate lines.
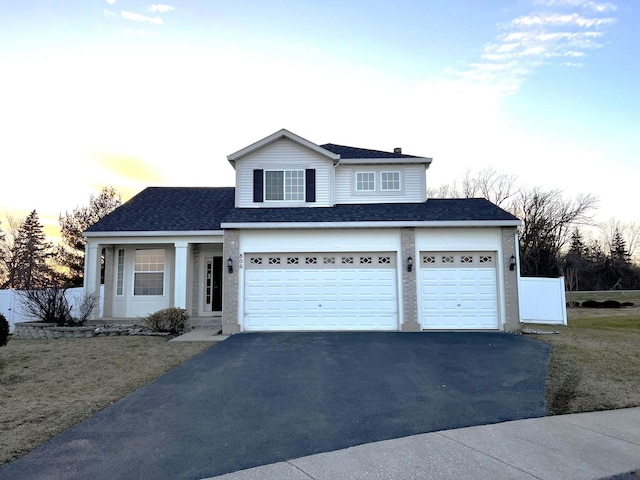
87, 187, 519, 234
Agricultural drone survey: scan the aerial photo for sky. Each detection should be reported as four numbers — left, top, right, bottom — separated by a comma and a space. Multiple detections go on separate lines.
1, 0, 638, 240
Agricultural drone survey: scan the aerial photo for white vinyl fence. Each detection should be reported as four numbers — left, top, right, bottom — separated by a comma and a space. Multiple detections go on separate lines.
0, 286, 104, 333
519, 277, 567, 325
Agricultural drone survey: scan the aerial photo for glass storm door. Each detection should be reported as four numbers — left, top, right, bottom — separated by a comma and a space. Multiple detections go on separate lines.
204, 256, 223, 312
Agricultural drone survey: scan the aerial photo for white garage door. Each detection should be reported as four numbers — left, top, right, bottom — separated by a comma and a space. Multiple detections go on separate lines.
420, 252, 499, 330
244, 252, 398, 331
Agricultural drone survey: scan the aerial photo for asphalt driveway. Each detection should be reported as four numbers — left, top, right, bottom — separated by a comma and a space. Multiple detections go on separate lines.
0, 332, 550, 480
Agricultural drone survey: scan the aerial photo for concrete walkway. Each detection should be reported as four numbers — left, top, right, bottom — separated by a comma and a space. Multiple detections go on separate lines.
209, 407, 640, 480
169, 328, 229, 342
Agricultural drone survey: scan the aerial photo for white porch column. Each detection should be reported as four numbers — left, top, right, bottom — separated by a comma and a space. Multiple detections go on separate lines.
174, 242, 189, 309
84, 241, 102, 318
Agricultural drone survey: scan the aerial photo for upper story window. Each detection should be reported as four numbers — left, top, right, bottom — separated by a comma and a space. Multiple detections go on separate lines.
355, 172, 376, 192
134, 249, 164, 296
265, 170, 304, 201
380, 171, 401, 191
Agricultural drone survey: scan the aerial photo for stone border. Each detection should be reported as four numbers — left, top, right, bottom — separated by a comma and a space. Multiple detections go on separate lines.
12, 322, 170, 340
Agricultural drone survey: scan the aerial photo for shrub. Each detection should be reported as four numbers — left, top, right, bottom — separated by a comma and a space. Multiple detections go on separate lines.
17, 287, 72, 326
16, 287, 99, 327
0, 313, 9, 347
602, 300, 621, 308
621, 302, 635, 307
581, 300, 603, 308
566, 301, 580, 308
142, 308, 188, 334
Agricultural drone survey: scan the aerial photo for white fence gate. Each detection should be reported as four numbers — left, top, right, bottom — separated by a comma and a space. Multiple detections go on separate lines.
0, 287, 104, 333
519, 277, 567, 325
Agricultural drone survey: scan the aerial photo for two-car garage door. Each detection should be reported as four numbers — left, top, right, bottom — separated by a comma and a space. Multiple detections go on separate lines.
244, 252, 397, 331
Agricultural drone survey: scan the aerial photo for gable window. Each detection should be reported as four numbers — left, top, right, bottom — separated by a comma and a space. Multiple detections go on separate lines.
355, 172, 375, 192
134, 249, 165, 296
380, 171, 400, 191
265, 170, 304, 201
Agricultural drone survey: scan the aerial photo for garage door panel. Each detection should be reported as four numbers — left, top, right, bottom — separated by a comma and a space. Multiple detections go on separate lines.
244, 253, 397, 331
420, 253, 498, 330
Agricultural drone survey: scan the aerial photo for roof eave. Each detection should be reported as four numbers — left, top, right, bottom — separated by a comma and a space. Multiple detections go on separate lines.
338, 157, 432, 166
221, 220, 522, 229
83, 230, 225, 239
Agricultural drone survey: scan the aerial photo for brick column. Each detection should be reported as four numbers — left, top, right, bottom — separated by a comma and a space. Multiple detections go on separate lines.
400, 227, 420, 331
222, 230, 240, 335
502, 227, 521, 332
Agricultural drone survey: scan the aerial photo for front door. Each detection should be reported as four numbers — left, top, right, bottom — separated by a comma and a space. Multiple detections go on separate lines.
203, 256, 223, 312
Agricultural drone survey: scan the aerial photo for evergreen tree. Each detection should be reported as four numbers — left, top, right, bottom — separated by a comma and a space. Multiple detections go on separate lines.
11, 210, 54, 289
57, 187, 122, 286
563, 229, 587, 291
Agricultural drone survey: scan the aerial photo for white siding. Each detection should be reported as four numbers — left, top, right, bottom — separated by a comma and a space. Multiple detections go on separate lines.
239, 229, 401, 253
415, 228, 501, 251
334, 164, 426, 204
235, 138, 334, 207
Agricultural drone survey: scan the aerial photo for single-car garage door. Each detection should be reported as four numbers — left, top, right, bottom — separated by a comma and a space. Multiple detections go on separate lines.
244, 252, 397, 331
420, 252, 499, 329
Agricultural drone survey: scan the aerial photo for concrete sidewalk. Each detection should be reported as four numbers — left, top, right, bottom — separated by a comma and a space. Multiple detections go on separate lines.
209, 407, 640, 480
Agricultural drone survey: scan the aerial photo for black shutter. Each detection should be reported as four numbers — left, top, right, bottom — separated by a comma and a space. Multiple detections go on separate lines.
253, 169, 264, 203
305, 169, 316, 203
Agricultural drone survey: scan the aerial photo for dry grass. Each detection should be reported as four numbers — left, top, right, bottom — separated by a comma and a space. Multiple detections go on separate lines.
0, 336, 210, 466
526, 305, 640, 415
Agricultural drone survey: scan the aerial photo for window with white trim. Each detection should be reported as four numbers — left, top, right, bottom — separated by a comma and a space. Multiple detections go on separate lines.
355, 172, 376, 192
265, 170, 304, 201
116, 249, 125, 296
134, 249, 165, 296
380, 171, 400, 191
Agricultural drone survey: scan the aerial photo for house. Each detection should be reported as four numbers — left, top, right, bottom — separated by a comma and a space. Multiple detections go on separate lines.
83, 129, 522, 334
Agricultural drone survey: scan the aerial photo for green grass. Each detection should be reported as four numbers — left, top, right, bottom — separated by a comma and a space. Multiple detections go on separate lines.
0, 337, 210, 466
526, 308, 640, 415
566, 290, 640, 304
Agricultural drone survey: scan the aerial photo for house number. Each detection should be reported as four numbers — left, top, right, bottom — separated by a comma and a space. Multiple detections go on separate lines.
239, 254, 244, 269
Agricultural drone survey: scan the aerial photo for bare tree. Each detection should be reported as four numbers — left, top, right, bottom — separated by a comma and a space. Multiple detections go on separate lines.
512, 188, 599, 277
0, 214, 24, 288
429, 167, 518, 207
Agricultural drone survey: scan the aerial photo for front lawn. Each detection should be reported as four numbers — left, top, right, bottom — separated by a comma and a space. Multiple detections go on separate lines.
526, 307, 640, 415
0, 336, 210, 466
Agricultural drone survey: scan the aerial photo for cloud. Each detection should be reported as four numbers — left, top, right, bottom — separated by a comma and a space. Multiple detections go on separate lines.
121, 10, 163, 25
533, 0, 617, 12
93, 153, 164, 183
149, 4, 175, 13
105, 0, 116, 4
453, 0, 618, 96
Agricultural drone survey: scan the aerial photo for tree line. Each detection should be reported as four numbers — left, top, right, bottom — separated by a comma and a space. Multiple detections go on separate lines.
0, 187, 121, 290
429, 167, 640, 290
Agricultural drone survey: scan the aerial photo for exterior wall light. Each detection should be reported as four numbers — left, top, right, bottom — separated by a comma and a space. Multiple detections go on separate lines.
509, 255, 517, 271
407, 256, 414, 272
227, 257, 233, 274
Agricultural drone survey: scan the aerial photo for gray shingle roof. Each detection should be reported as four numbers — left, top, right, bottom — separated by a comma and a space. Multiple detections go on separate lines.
321, 144, 420, 159
86, 188, 519, 234
221, 199, 519, 224
86, 187, 236, 232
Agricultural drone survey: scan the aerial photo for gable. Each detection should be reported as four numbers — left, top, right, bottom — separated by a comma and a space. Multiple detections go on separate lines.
233, 137, 335, 208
